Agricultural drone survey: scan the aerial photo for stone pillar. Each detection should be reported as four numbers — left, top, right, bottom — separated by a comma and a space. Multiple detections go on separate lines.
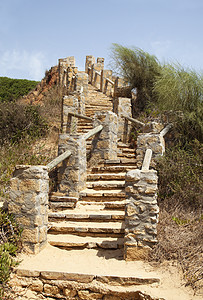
103, 70, 113, 96
113, 97, 132, 142
85, 55, 95, 75
136, 122, 165, 169
75, 72, 88, 98
89, 112, 118, 165
97, 57, 104, 67
124, 169, 159, 260
8, 165, 49, 254
58, 134, 87, 197
67, 66, 78, 93
62, 95, 79, 134
58, 57, 75, 87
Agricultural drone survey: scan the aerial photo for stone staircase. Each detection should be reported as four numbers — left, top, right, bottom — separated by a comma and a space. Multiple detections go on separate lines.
47, 84, 136, 253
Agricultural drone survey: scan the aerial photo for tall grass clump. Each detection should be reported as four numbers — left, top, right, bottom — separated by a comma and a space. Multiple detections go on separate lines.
153, 64, 203, 142
110, 43, 162, 114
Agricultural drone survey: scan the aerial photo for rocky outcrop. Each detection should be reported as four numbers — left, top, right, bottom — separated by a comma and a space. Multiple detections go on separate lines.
20, 66, 59, 105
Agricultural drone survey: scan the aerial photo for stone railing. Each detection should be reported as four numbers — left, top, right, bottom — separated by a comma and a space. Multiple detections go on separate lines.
85, 55, 127, 98
8, 54, 173, 260
7, 125, 102, 254
121, 114, 145, 143
136, 122, 172, 168
124, 148, 159, 260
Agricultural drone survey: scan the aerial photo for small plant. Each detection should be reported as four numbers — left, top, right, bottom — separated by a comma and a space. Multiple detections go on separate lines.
0, 209, 22, 298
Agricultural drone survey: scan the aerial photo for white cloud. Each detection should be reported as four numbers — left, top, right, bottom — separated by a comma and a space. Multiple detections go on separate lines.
0, 49, 46, 80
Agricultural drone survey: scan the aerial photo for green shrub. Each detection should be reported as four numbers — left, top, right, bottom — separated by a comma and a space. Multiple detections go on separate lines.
156, 141, 203, 210
0, 77, 39, 102
0, 103, 48, 145
110, 43, 162, 114
153, 64, 203, 142
0, 209, 22, 298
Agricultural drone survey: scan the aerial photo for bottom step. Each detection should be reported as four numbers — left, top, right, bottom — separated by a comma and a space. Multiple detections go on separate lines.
48, 234, 124, 249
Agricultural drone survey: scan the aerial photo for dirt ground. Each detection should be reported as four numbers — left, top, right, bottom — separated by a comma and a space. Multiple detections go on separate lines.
15, 244, 203, 300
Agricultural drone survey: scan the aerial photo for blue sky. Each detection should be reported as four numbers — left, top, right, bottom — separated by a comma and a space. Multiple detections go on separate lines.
0, 0, 202, 80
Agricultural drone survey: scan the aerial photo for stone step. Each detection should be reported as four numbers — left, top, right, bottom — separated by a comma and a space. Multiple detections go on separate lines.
120, 158, 136, 164
122, 148, 136, 153
86, 180, 125, 189
48, 221, 125, 236
87, 173, 126, 181
48, 234, 124, 249
117, 142, 131, 148
49, 195, 78, 211
118, 152, 136, 158
96, 158, 136, 166
16, 263, 160, 298
48, 210, 125, 222
91, 165, 136, 173
49, 202, 76, 211
80, 189, 126, 198
77, 125, 93, 129
78, 200, 127, 210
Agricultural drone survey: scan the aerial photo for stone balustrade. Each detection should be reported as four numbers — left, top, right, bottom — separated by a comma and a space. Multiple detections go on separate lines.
88, 111, 118, 166
124, 168, 159, 260
57, 134, 87, 197
8, 166, 49, 254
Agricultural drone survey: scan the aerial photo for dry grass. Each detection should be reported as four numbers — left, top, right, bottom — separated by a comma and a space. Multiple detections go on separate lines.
149, 207, 203, 293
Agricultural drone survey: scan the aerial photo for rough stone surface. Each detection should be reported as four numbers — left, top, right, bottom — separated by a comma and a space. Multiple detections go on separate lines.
9, 165, 49, 254
113, 97, 132, 142
58, 134, 87, 196
88, 111, 118, 166
136, 131, 165, 168
124, 169, 159, 260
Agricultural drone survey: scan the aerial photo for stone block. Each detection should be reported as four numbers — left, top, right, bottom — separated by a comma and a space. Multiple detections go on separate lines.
16, 269, 40, 277
21, 228, 39, 243
8, 203, 21, 215
19, 179, 41, 192
30, 279, 43, 292
124, 246, 150, 261
44, 284, 60, 295
64, 288, 77, 298
39, 226, 47, 243
78, 290, 103, 300
16, 216, 31, 227
125, 169, 141, 182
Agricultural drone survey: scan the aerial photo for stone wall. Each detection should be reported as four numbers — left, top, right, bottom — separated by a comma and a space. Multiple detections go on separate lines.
113, 97, 132, 142
58, 134, 87, 197
88, 111, 118, 166
11, 270, 160, 299
124, 169, 159, 260
136, 122, 165, 169
62, 95, 79, 134
8, 165, 49, 254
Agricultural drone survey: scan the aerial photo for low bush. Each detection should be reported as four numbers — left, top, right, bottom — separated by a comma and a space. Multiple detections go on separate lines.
0, 209, 22, 298
0, 103, 48, 145
156, 141, 203, 210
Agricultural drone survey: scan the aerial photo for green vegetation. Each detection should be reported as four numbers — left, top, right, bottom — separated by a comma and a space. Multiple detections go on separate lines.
111, 44, 203, 291
0, 103, 48, 145
0, 77, 39, 102
153, 64, 203, 142
111, 43, 162, 114
0, 209, 22, 298
0, 76, 60, 298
